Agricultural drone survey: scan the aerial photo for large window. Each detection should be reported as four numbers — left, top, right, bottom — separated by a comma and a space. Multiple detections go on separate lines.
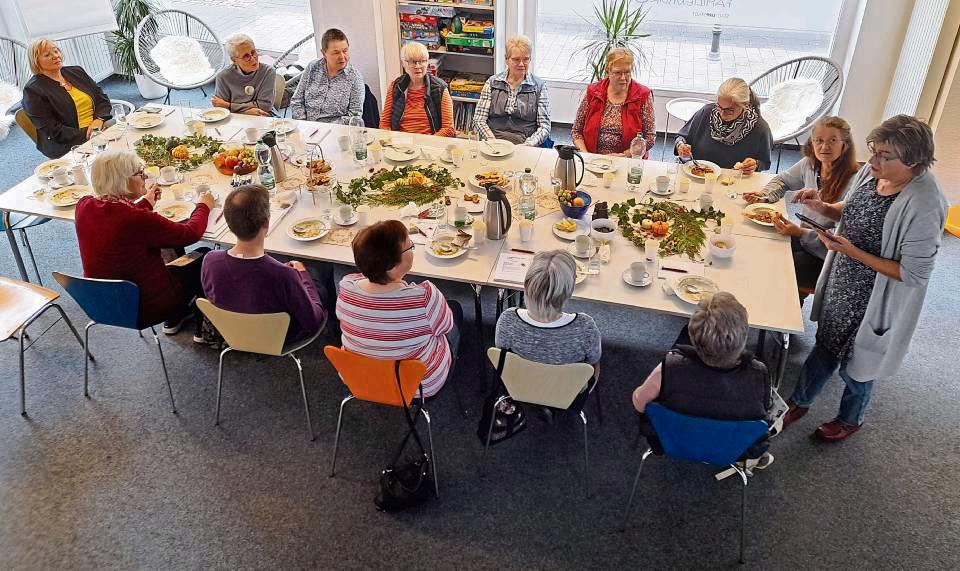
536, 0, 844, 92
167, 0, 313, 53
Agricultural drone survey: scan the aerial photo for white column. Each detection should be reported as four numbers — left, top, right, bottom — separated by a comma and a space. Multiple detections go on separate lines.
882, 0, 950, 118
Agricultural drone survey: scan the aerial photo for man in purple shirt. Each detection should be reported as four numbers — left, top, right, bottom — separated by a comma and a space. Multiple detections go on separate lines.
201, 184, 331, 345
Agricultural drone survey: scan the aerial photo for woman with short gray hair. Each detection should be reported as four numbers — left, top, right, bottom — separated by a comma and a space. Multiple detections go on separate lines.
379, 41, 455, 136
783, 114, 948, 441
212, 34, 276, 116
494, 250, 601, 375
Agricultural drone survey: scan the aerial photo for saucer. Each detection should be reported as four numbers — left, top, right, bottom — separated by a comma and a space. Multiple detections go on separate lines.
622, 268, 652, 287
334, 213, 359, 226
567, 241, 597, 259
158, 173, 184, 186
48, 176, 76, 189
649, 184, 674, 196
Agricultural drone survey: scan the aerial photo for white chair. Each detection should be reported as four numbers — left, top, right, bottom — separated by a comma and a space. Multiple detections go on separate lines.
133, 10, 226, 104
660, 97, 711, 160
0, 36, 30, 91
196, 298, 323, 440
481, 347, 596, 496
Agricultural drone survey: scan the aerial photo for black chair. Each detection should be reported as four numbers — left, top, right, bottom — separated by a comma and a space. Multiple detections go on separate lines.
362, 84, 380, 129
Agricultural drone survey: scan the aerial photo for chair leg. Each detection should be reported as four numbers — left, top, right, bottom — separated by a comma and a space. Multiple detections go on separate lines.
622, 447, 655, 530
19, 325, 27, 415
423, 408, 440, 498
214, 347, 231, 425
733, 465, 749, 564
199, 85, 207, 97
580, 410, 590, 498
50, 304, 91, 360
290, 353, 315, 441
83, 322, 94, 398
329, 395, 354, 477
480, 395, 508, 475
19, 229, 42, 286
151, 326, 177, 414
593, 380, 604, 426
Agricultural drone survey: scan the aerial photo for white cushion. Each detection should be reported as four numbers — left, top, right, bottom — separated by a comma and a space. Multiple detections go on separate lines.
149, 36, 215, 86
761, 78, 824, 140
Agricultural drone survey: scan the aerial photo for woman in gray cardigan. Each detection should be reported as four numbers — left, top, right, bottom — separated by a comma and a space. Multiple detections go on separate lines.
744, 116, 860, 299
782, 115, 948, 442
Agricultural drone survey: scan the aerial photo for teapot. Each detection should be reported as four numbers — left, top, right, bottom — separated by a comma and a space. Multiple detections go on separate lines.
484, 185, 512, 240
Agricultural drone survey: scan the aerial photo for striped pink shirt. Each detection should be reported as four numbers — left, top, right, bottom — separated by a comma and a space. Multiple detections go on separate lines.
336, 274, 454, 397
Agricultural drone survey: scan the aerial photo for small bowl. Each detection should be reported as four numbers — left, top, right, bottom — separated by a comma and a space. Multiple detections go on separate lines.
559, 190, 593, 219
709, 234, 736, 259
590, 218, 617, 241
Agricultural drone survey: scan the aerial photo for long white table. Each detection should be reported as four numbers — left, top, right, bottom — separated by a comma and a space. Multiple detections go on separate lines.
1, 106, 802, 381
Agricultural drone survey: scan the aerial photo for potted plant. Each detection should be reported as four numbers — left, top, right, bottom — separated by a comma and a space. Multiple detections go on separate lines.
108, 0, 167, 99
577, 0, 651, 82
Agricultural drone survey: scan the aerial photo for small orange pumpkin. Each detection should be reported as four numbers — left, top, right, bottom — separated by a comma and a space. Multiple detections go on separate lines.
651, 221, 669, 237
171, 145, 190, 160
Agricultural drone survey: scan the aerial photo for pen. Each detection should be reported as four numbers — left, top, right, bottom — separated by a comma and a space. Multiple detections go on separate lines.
308, 128, 319, 139
511, 248, 535, 254
163, 108, 175, 116
660, 266, 688, 274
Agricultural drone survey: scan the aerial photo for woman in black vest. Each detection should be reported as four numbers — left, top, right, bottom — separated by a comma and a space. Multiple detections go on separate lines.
379, 42, 455, 137
21, 38, 112, 159
633, 292, 772, 457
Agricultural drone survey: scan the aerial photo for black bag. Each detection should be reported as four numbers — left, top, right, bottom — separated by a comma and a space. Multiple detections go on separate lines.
375, 362, 434, 512
476, 348, 527, 445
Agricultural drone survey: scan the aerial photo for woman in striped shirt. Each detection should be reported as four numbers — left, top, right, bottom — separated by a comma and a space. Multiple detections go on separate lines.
380, 42, 455, 138
337, 220, 462, 397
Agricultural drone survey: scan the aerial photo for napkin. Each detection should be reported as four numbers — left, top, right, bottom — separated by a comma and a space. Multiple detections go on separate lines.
203, 207, 228, 239
267, 205, 294, 236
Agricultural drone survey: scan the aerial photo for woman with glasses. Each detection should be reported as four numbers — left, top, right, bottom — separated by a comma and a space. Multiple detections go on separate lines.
572, 48, 654, 157
21, 38, 112, 158
782, 115, 948, 442
743, 116, 860, 298
212, 34, 276, 116
674, 77, 773, 173
336, 220, 463, 397
473, 35, 551, 146
75, 151, 215, 336
380, 41, 455, 137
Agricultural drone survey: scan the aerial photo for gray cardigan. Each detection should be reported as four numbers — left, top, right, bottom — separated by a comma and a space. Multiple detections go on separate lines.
811, 165, 948, 381
760, 157, 853, 259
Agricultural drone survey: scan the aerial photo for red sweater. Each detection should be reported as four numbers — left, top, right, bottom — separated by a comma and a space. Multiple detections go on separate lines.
75, 196, 210, 327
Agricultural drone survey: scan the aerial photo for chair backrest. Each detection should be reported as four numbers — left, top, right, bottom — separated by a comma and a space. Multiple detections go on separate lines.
324, 346, 427, 407
110, 99, 135, 115
0, 35, 30, 90
271, 33, 315, 71
196, 298, 289, 356
0, 277, 58, 342
52, 271, 140, 329
362, 84, 380, 129
134, 9, 226, 89
645, 403, 769, 466
15, 109, 37, 143
274, 71, 286, 110
749, 56, 844, 143
487, 347, 594, 410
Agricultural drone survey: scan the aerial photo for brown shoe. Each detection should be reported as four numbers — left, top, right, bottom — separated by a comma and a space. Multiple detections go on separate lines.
781, 401, 809, 430
814, 419, 861, 442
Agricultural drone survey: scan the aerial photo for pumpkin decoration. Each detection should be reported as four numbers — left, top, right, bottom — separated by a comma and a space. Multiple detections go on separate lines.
641, 218, 654, 230
651, 210, 669, 222
171, 145, 190, 160
651, 221, 669, 237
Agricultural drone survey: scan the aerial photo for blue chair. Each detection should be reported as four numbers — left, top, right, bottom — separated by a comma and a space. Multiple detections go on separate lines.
541, 136, 555, 149
623, 403, 769, 563
2, 212, 50, 285
52, 272, 178, 413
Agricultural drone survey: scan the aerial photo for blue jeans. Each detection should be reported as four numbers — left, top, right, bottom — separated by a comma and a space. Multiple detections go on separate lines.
790, 344, 875, 426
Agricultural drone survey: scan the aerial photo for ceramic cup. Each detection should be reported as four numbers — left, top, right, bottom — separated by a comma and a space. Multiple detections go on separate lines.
338, 204, 354, 221
630, 261, 649, 282
244, 127, 259, 143
356, 204, 370, 226
52, 167, 70, 186
160, 166, 178, 183
576, 234, 593, 255
519, 219, 534, 242
656, 175, 670, 192
71, 165, 88, 186
337, 135, 351, 152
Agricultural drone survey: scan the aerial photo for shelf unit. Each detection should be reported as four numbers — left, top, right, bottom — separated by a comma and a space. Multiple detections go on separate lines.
395, 0, 504, 136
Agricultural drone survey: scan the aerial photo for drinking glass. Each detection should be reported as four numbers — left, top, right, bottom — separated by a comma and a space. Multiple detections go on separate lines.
466, 129, 479, 161
91, 129, 108, 154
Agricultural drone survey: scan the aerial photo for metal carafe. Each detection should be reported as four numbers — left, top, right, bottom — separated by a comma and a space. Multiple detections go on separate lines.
261, 130, 287, 183
553, 144, 585, 191
484, 185, 512, 240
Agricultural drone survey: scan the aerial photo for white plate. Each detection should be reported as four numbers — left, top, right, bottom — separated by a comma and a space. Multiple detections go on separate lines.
287, 218, 331, 241
622, 268, 652, 287
157, 173, 184, 186
155, 200, 195, 223
673, 276, 720, 305
462, 195, 486, 213
198, 108, 230, 122
480, 139, 514, 158
270, 119, 297, 135
567, 241, 597, 259
574, 260, 588, 285
333, 213, 359, 226
552, 218, 587, 241
384, 145, 420, 162
34, 159, 71, 179
743, 203, 780, 227
48, 185, 93, 208
468, 169, 509, 189
585, 158, 617, 175
128, 113, 164, 129
426, 240, 468, 259
649, 183, 674, 197
682, 160, 721, 181
100, 126, 124, 141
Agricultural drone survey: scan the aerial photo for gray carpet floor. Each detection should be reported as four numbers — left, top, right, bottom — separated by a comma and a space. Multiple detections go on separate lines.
1, 77, 959, 569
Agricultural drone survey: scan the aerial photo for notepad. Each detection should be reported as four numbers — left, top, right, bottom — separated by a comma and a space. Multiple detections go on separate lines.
493, 251, 534, 284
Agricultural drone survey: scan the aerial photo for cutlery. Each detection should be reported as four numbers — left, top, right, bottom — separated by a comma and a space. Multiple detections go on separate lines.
511, 248, 535, 254
214, 128, 222, 137
307, 128, 319, 139
163, 109, 176, 117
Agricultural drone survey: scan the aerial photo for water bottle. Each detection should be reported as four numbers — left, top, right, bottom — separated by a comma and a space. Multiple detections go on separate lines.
519, 167, 537, 221
627, 134, 646, 192
348, 114, 368, 165
255, 139, 275, 192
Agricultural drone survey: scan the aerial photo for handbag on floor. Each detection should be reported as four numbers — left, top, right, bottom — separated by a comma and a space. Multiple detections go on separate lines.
375, 362, 434, 512
476, 348, 527, 445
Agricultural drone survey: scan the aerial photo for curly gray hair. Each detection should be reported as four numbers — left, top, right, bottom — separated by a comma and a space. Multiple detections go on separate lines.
224, 34, 255, 60
688, 291, 749, 368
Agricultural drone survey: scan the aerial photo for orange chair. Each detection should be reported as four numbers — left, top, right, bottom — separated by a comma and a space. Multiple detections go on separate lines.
324, 346, 439, 498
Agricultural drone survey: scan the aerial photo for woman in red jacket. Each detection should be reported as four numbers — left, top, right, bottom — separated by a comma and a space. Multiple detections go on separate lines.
75, 150, 215, 334
572, 48, 655, 158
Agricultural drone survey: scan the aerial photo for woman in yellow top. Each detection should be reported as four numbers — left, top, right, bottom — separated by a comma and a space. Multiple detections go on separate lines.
22, 38, 112, 158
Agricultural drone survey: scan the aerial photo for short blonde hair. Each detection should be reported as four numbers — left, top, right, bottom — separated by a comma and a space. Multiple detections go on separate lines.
524, 250, 577, 322
605, 48, 634, 72
400, 41, 429, 63
224, 33, 255, 60
28, 38, 59, 75
688, 291, 749, 368
717, 77, 759, 109
504, 35, 532, 60
91, 151, 143, 199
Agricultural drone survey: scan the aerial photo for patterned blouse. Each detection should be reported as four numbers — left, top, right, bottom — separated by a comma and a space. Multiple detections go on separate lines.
816, 178, 899, 359
571, 96, 656, 155
290, 59, 364, 123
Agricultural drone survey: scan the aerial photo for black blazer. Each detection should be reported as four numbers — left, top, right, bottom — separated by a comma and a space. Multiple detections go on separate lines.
22, 66, 112, 158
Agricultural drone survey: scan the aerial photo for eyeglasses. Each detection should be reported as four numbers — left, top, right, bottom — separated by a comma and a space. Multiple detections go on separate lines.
867, 144, 900, 163
716, 104, 740, 115
608, 69, 631, 77
131, 167, 146, 179
405, 59, 429, 67
401, 243, 415, 253
812, 137, 842, 147
508, 57, 531, 65
237, 49, 258, 62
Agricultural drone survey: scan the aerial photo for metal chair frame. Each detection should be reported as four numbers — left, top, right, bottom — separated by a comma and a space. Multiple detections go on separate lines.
0, 35, 29, 91
2, 213, 48, 285
271, 33, 314, 117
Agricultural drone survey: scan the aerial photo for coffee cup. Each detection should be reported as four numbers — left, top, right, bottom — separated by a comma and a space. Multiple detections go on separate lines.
630, 261, 649, 282
519, 219, 534, 242
244, 127, 260, 144
338, 204, 354, 222
656, 175, 670, 192
52, 167, 70, 186
160, 166, 178, 184
337, 135, 351, 152
356, 204, 370, 226
575, 234, 593, 255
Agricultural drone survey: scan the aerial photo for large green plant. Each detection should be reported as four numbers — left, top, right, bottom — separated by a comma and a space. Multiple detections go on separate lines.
577, 0, 651, 82
108, 0, 158, 77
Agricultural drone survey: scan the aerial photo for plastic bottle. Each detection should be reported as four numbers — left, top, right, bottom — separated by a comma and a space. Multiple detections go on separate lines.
255, 139, 275, 192
627, 134, 646, 192
348, 114, 368, 165
519, 167, 537, 221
